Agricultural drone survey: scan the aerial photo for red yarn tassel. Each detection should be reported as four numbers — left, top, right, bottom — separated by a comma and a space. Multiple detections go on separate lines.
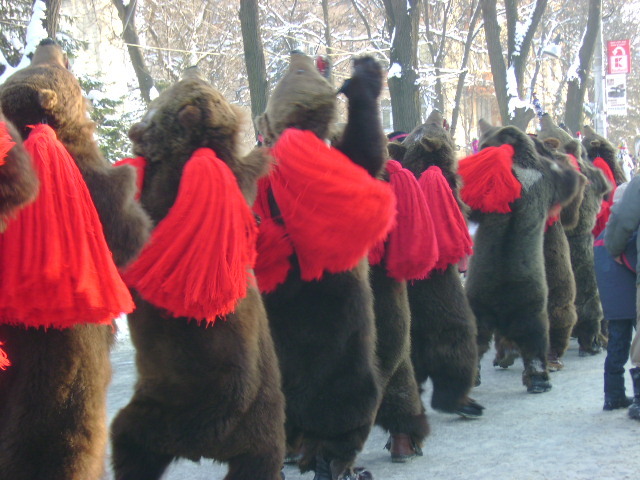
418, 166, 473, 271
369, 160, 438, 280
0, 342, 9, 370
123, 148, 257, 323
0, 122, 16, 166
115, 156, 146, 200
269, 128, 396, 281
592, 156, 616, 237
0, 124, 133, 328
458, 144, 521, 214
566, 154, 580, 171
254, 176, 294, 293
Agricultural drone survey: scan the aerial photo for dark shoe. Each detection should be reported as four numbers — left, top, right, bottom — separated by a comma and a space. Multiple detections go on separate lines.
493, 346, 520, 369
603, 396, 633, 410
524, 373, 552, 393
628, 367, 640, 420
312, 456, 332, 480
547, 352, 564, 372
455, 398, 485, 419
384, 433, 423, 463
339, 468, 373, 480
629, 399, 640, 420
579, 339, 602, 356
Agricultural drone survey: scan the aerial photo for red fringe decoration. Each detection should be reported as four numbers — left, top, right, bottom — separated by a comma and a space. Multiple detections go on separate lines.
0, 124, 133, 329
567, 154, 580, 171
369, 160, 438, 280
267, 128, 396, 281
253, 176, 295, 293
592, 156, 616, 237
115, 156, 146, 200
122, 148, 257, 323
0, 342, 9, 370
419, 166, 473, 271
0, 122, 16, 166
458, 144, 521, 214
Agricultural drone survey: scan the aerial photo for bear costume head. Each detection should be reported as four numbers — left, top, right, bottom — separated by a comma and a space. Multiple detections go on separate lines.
581, 125, 627, 185
255, 51, 335, 147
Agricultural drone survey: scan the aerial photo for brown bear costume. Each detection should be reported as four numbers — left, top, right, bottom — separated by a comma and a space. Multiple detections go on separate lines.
0, 40, 150, 480
110, 69, 286, 480
254, 53, 395, 480
387, 110, 483, 418
537, 117, 611, 355
463, 121, 583, 393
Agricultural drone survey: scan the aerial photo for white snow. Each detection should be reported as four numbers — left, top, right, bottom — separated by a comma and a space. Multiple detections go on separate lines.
388, 62, 402, 79
105, 336, 640, 480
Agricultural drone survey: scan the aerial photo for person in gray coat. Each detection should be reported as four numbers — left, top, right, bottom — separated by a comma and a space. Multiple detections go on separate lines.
604, 176, 640, 419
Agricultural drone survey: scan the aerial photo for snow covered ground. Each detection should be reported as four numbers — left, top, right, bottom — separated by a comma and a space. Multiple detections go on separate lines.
105, 323, 640, 480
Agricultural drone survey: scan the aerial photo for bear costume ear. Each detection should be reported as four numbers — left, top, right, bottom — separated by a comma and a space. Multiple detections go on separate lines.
387, 142, 406, 162
419, 136, 442, 153
543, 137, 561, 150
178, 105, 202, 130
38, 89, 58, 112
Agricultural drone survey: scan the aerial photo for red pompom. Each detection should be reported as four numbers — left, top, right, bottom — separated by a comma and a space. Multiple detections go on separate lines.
418, 166, 473, 270
123, 148, 257, 323
369, 160, 438, 280
592, 156, 616, 237
0, 124, 133, 329
267, 128, 396, 281
0, 121, 16, 167
458, 144, 521, 214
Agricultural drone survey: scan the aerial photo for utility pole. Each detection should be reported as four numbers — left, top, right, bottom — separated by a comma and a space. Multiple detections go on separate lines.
593, 15, 607, 136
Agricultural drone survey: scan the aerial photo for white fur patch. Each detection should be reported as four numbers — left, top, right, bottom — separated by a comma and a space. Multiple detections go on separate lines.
512, 165, 542, 191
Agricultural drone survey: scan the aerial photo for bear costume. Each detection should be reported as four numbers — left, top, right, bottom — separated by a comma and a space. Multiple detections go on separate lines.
462, 121, 583, 393
387, 110, 483, 417
537, 116, 611, 355
110, 69, 286, 480
254, 53, 395, 480
0, 40, 149, 480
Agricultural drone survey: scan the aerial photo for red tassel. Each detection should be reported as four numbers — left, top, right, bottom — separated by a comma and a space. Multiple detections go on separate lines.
115, 156, 146, 200
0, 122, 16, 166
592, 156, 616, 237
268, 128, 396, 281
123, 148, 257, 323
419, 166, 473, 271
0, 124, 133, 328
0, 342, 10, 370
566, 154, 580, 171
369, 160, 438, 280
254, 176, 294, 293
458, 144, 522, 214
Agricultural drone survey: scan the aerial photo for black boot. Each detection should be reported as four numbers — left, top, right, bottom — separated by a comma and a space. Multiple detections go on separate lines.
603, 372, 632, 410
629, 367, 640, 420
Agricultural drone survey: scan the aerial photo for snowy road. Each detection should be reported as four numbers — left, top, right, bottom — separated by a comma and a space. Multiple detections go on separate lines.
105, 329, 639, 480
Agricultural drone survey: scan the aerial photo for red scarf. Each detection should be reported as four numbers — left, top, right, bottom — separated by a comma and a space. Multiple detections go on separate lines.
458, 144, 521, 214
418, 166, 473, 271
0, 125, 133, 330
0, 122, 15, 166
254, 128, 396, 291
369, 160, 438, 280
121, 148, 257, 324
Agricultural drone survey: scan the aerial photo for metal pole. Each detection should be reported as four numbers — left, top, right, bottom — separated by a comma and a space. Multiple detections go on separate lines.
593, 15, 607, 137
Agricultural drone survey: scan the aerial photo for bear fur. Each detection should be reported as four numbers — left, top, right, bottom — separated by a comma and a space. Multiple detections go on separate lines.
0, 40, 150, 480
537, 116, 611, 354
466, 121, 583, 392
110, 69, 286, 480
387, 110, 481, 415
0, 114, 38, 231
254, 53, 386, 479
581, 125, 627, 186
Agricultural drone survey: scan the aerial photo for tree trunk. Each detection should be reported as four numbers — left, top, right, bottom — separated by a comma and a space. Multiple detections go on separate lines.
321, 0, 334, 86
239, 0, 268, 138
480, 0, 509, 125
564, 0, 601, 135
450, 0, 481, 138
112, 0, 154, 104
44, 0, 62, 39
383, 0, 421, 133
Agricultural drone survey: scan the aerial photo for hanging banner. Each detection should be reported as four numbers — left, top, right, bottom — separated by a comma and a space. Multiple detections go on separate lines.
607, 40, 631, 74
606, 73, 627, 116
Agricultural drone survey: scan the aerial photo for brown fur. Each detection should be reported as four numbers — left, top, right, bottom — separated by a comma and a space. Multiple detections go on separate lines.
0, 40, 149, 480
110, 72, 285, 480
0, 114, 38, 231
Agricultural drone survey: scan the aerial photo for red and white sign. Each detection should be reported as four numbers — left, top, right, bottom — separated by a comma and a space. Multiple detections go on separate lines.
607, 40, 631, 74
